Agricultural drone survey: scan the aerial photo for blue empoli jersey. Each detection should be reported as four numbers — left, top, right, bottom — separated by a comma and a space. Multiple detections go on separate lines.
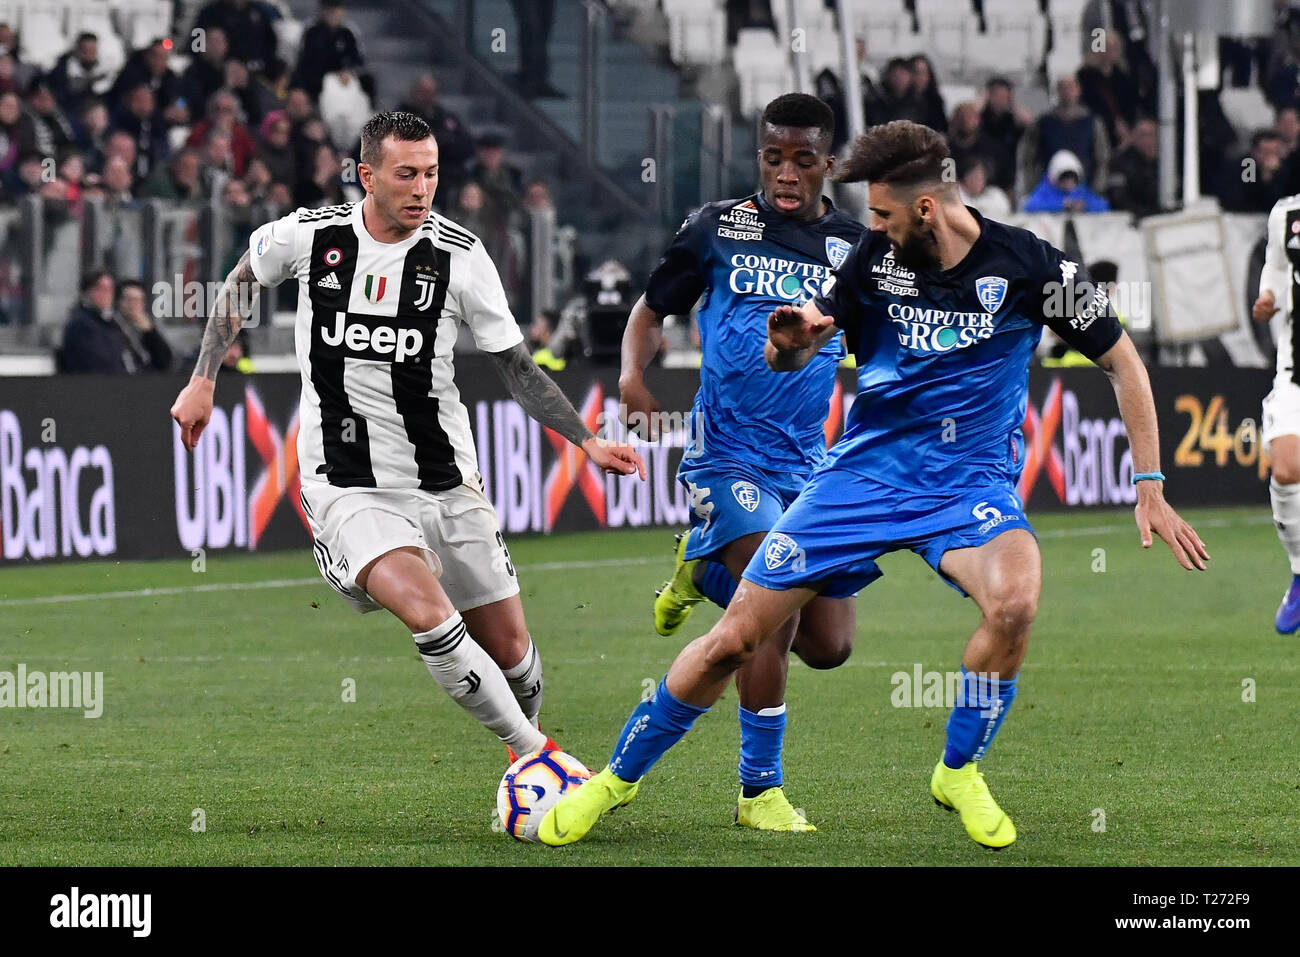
644, 192, 865, 472
814, 208, 1124, 491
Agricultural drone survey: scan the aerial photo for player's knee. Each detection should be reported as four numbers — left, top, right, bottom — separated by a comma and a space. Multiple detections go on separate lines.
703, 617, 761, 671
792, 632, 853, 670
985, 593, 1037, 639
1273, 459, 1300, 485
403, 595, 457, 635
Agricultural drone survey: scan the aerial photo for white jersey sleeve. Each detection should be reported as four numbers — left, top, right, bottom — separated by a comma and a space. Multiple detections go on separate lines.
1260, 199, 1291, 308
248, 208, 303, 287
457, 240, 526, 353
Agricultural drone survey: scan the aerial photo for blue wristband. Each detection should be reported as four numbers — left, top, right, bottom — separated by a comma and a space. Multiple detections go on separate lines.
1131, 471, 1165, 484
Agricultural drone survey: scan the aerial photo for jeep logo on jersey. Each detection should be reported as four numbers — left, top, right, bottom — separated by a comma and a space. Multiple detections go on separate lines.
731, 481, 760, 512
363, 274, 388, 303
825, 237, 851, 269
320, 311, 423, 362
764, 532, 801, 570
976, 276, 1008, 314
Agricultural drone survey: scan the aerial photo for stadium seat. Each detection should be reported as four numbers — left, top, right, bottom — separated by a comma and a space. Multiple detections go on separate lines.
16, 2, 69, 71
115, 0, 174, 50
733, 27, 793, 118
66, 0, 127, 78
664, 0, 726, 67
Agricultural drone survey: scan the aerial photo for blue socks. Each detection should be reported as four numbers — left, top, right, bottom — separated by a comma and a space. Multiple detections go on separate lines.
942, 668, 1019, 769
609, 677, 708, 782
739, 704, 786, 797
696, 559, 738, 609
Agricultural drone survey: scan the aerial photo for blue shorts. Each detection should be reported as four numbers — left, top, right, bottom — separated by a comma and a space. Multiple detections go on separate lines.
742, 469, 1035, 599
677, 459, 811, 562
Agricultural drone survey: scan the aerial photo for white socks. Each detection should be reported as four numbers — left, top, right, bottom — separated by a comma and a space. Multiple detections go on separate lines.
1271, 478, 1300, 575
502, 638, 544, 728
413, 613, 547, 754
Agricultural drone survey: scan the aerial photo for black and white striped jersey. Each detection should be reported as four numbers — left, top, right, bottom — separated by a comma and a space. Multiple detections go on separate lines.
248, 201, 524, 491
1259, 193, 1300, 386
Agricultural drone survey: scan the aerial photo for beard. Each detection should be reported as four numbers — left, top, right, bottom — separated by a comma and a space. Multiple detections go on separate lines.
891, 222, 941, 270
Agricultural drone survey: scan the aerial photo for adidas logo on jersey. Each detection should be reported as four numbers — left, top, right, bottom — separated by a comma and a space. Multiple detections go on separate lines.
317, 271, 342, 290
320, 311, 424, 362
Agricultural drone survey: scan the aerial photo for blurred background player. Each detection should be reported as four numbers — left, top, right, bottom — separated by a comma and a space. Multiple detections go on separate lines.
170, 111, 644, 769
619, 93, 864, 832
541, 120, 1207, 850
1253, 190, 1300, 633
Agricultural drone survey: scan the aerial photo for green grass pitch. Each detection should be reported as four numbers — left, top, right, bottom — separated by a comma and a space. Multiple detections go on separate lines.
0, 506, 1295, 866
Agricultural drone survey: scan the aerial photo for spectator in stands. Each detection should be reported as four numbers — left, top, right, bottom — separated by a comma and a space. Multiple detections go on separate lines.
222, 59, 273, 129
25, 76, 77, 158
947, 101, 1000, 188
97, 155, 136, 204
295, 141, 360, 207
187, 91, 255, 177
1020, 75, 1110, 200
867, 58, 925, 127
103, 130, 138, 183
242, 155, 277, 203
0, 90, 36, 183
142, 148, 203, 201
979, 77, 1030, 197
74, 97, 110, 170
396, 74, 475, 204
1224, 129, 1289, 213
1022, 149, 1110, 213
523, 179, 554, 214
292, 1, 366, 99
5, 151, 49, 199
1106, 116, 1160, 217
910, 55, 948, 135
813, 36, 879, 155
1277, 105, 1300, 155
196, 0, 279, 76
509, 0, 562, 98
199, 128, 236, 198
255, 110, 295, 186
454, 181, 490, 238
0, 52, 18, 96
57, 150, 85, 208
724, 0, 777, 45
60, 271, 173, 374
110, 84, 169, 182
1078, 31, 1142, 147
49, 33, 109, 111
110, 40, 185, 126
528, 310, 566, 371
0, 22, 16, 60
469, 131, 524, 233
957, 156, 1012, 219
182, 26, 230, 122
319, 68, 371, 151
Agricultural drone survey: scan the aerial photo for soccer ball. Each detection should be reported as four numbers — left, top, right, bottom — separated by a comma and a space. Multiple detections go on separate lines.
496, 749, 592, 843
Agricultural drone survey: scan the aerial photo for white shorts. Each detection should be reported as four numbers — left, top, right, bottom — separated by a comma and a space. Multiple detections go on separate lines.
301, 482, 519, 614
1263, 380, 1300, 446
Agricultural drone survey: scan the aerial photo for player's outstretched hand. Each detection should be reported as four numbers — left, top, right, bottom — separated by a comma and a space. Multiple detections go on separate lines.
1135, 488, 1209, 571
170, 376, 215, 450
582, 436, 646, 479
768, 304, 833, 353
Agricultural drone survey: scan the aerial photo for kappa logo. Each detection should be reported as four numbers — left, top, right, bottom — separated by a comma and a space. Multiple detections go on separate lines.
686, 480, 715, 530
317, 271, 341, 291
731, 481, 760, 512
825, 236, 851, 269
764, 532, 802, 570
975, 276, 1008, 314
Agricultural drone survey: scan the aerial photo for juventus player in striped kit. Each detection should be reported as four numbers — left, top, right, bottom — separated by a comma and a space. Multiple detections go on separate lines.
1255, 193, 1300, 633
171, 112, 645, 761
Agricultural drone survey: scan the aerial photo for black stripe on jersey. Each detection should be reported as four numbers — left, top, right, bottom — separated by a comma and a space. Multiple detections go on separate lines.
308, 223, 375, 487
299, 490, 315, 520
438, 233, 475, 253
300, 203, 352, 223
393, 241, 461, 491
438, 218, 477, 246
415, 621, 467, 656
312, 541, 351, 597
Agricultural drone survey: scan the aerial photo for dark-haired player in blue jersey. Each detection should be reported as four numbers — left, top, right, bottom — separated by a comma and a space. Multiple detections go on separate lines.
617, 93, 864, 832
542, 120, 1209, 849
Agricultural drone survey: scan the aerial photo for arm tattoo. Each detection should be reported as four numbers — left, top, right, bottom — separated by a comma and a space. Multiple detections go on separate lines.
192, 251, 262, 381
488, 342, 594, 446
